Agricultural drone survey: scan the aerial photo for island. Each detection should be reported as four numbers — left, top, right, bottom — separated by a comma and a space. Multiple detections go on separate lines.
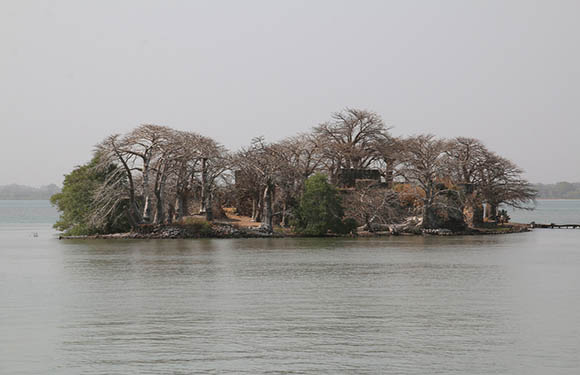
52, 108, 536, 239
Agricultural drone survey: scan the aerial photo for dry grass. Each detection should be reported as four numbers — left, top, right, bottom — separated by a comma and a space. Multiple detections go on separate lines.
216, 207, 262, 228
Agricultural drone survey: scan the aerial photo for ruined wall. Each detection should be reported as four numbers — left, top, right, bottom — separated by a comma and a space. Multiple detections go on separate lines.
337, 168, 381, 188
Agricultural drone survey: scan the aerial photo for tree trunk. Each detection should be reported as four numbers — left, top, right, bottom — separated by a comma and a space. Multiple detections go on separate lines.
251, 192, 262, 222
112, 145, 142, 226
422, 195, 437, 229
153, 170, 168, 225
199, 157, 208, 214
154, 190, 164, 224
175, 193, 188, 221
251, 197, 258, 221
142, 157, 152, 223
261, 182, 273, 232
485, 202, 498, 221
256, 196, 263, 222
365, 214, 374, 232
205, 191, 213, 221
281, 201, 287, 227
126, 206, 140, 230
167, 202, 174, 224
471, 204, 484, 227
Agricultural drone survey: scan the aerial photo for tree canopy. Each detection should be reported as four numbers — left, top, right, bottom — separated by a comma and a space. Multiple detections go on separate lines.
52, 108, 537, 235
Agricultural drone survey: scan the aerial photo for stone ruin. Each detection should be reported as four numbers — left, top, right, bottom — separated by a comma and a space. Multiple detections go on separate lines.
337, 168, 383, 189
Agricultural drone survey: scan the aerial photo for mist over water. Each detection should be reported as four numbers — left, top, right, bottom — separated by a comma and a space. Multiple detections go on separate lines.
1, 200, 580, 374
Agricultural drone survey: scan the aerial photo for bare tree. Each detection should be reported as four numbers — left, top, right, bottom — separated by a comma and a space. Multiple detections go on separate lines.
398, 135, 458, 228
272, 134, 324, 225
94, 135, 143, 228
122, 124, 173, 223
170, 131, 205, 221
233, 137, 292, 232
195, 136, 228, 220
445, 137, 489, 226
149, 132, 179, 224
344, 182, 401, 231
313, 108, 392, 182
477, 152, 536, 219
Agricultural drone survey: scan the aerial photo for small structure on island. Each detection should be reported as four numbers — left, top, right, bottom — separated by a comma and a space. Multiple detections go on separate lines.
336, 168, 385, 189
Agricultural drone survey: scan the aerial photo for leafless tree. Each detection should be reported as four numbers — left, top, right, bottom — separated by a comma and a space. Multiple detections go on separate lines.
93, 135, 142, 228
92, 125, 228, 228
344, 182, 401, 231
272, 134, 324, 225
313, 108, 392, 182
170, 131, 205, 221
398, 135, 458, 228
445, 137, 489, 226
121, 124, 173, 223
233, 137, 293, 232
477, 152, 536, 219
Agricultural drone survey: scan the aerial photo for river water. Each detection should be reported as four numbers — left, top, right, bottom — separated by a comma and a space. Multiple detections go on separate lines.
1, 200, 580, 374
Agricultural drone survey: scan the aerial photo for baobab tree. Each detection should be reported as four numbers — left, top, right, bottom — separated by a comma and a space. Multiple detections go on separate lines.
445, 137, 489, 226
122, 124, 173, 223
398, 135, 458, 229
170, 131, 206, 221
92, 126, 229, 227
233, 137, 293, 232
477, 152, 536, 219
273, 134, 324, 225
93, 134, 143, 228
313, 108, 392, 182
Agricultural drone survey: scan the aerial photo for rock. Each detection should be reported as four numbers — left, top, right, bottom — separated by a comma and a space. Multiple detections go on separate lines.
422, 228, 453, 236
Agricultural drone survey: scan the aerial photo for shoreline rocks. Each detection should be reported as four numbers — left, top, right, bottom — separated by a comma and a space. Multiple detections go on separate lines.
59, 222, 530, 240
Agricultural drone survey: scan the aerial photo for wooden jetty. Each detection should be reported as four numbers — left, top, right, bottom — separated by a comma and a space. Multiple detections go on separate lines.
530, 222, 580, 229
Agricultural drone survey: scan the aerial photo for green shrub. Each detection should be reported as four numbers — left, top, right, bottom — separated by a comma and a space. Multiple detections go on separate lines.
293, 174, 345, 236
497, 209, 511, 223
51, 154, 131, 236
338, 218, 358, 235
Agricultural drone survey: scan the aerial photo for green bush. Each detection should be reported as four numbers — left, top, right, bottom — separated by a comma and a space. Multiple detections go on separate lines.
51, 155, 131, 235
338, 217, 358, 235
497, 209, 511, 223
293, 174, 345, 236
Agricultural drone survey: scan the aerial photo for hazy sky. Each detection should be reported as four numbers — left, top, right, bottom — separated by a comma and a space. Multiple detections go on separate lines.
1, 0, 579, 186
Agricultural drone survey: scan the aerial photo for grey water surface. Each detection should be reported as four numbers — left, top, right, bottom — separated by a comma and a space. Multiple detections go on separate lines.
1, 200, 580, 374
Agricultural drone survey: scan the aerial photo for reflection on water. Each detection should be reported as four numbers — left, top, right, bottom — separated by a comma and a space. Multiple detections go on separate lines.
1, 201, 580, 374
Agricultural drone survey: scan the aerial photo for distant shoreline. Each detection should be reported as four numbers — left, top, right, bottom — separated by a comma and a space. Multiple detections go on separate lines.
0, 184, 60, 201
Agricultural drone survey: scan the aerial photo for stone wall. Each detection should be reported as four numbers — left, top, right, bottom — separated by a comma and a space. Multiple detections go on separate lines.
337, 168, 381, 188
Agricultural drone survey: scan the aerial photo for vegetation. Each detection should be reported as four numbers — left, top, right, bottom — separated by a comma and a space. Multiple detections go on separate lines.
52, 108, 537, 236
293, 174, 347, 236
50, 156, 130, 235
179, 217, 213, 236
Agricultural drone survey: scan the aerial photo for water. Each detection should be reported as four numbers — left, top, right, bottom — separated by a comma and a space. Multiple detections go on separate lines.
1, 200, 580, 374
506, 199, 580, 224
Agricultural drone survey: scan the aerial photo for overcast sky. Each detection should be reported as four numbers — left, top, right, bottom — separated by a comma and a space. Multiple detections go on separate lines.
1, 0, 579, 186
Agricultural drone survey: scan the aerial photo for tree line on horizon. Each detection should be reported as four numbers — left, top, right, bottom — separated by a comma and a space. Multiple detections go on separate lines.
534, 182, 580, 199
0, 184, 60, 200
51, 108, 537, 235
